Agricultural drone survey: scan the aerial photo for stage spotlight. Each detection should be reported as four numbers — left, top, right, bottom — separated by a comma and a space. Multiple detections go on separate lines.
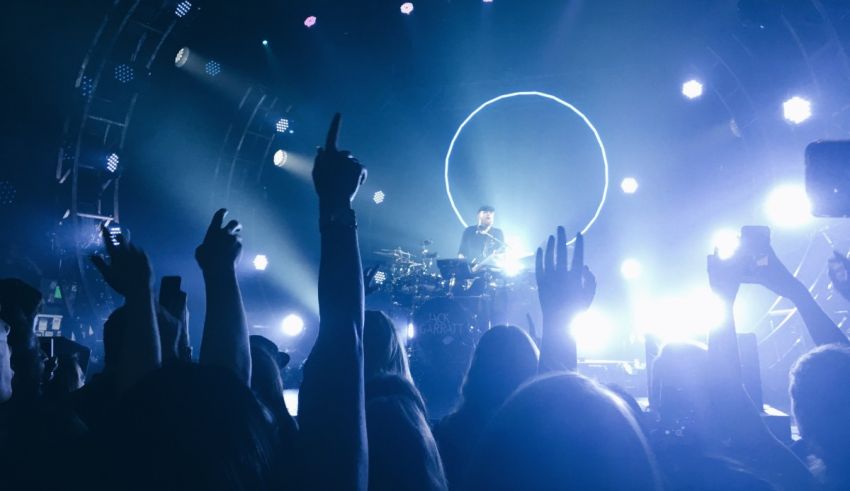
407, 322, 415, 339
253, 254, 269, 271
273, 150, 288, 167
483, 0, 493, 3
304, 16, 317, 28
175, 1, 192, 17
570, 309, 613, 354
275, 118, 290, 133
373, 270, 387, 285
783, 96, 811, 124
765, 184, 811, 227
373, 190, 385, 204
106, 153, 119, 173
0, 181, 16, 206
174, 47, 190, 67
636, 287, 725, 342
401, 2, 414, 14
262, 39, 269, 46
114, 64, 134, 83
620, 177, 638, 194
281, 314, 305, 337
682, 80, 703, 99
205, 61, 221, 77
108, 225, 122, 243
80, 76, 94, 97
620, 258, 641, 280
712, 229, 740, 260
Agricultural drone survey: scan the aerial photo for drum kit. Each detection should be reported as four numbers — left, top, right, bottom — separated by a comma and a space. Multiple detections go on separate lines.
371, 244, 538, 418
371, 245, 534, 311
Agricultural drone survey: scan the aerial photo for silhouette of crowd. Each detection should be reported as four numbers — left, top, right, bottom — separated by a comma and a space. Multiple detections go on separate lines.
1, 114, 849, 490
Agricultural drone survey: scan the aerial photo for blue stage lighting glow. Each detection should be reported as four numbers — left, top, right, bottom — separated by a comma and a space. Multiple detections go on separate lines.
0, 181, 17, 206
444, 91, 609, 246
262, 39, 269, 46
281, 314, 305, 337
106, 153, 119, 173
253, 254, 269, 271
783, 96, 811, 124
620, 258, 641, 280
108, 226, 122, 246
174, 47, 190, 67
114, 64, 134, 83
175, 1, 192, 17
373, 271, 387, 284
273, 150, 288, 167
570, 309, 613, 354
682, 80, 703, 99
765, 184, 811, 227
712, 229, 740, 260
635, 287, 726, 342
205, 60, 221, 76
620, 177, 638, 194
80, 76, 94, 97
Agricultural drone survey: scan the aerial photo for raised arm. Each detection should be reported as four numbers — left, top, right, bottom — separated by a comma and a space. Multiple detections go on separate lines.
535, 227, 595, 373
298, 114, 369, 491
91, 227, 160, 392
196, 209, 251, 385
753, 247, 848, 346
706, 251, 743, 381
707, 250, 816, 490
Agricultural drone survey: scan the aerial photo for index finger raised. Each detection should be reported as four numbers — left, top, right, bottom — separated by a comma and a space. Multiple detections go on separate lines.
206, 209, 227, 239
570, 232, 584, 272
325, 113, 342, 152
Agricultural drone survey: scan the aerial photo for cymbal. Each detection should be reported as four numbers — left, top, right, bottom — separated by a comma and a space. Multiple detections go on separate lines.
374, 249, 400, 257
375, 247, 417, 257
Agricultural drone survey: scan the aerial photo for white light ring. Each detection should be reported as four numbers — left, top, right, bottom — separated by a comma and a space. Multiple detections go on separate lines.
444, 91, 609, 245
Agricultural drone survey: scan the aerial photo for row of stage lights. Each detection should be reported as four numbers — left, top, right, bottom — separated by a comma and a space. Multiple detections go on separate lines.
680, 79, 812, 125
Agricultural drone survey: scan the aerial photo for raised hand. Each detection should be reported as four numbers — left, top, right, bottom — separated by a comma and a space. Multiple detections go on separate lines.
312, 113, 367, 210
535, 227, 595, 320
707, 249, 742, 304
744, 246, 804, 299
91, 225, 161, 390
91, 226, 153, 298
197, 208, 250, 382
195, 209, 242, 273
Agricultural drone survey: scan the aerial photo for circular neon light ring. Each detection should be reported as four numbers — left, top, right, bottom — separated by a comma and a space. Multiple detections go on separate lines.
444, 91, 609, 245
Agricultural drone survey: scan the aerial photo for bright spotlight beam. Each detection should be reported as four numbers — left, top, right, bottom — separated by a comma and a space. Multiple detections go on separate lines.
765, 184, 812, 227
174, 47, 190, 67
620, 177, 638, 194
281, 314, 305, 337
712, 229, 740, 260
783, 96, 812, 124
620, 259, 641, 280
682, 80, 703, 99
570, 309, 613, 354
253, 254, 269, 271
